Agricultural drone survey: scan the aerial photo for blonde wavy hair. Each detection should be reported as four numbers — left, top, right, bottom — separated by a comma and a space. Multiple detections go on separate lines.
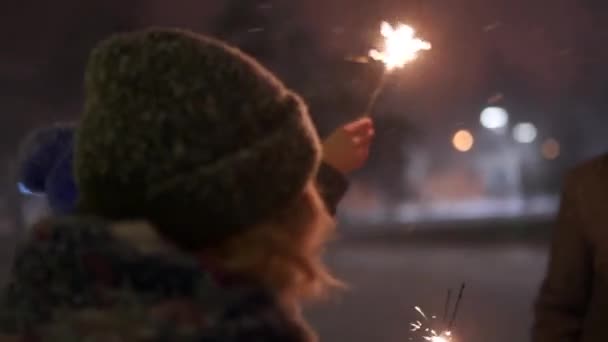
206, 181, 343, 304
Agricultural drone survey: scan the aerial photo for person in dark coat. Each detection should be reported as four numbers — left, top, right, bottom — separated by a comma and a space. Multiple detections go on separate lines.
532, 156, 608, 342
0, 28, 374, 341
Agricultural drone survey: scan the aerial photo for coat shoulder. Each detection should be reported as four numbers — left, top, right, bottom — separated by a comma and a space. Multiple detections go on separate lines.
566, 154, 608, 186
562, 154, 608, 227
0, 216, 313, 341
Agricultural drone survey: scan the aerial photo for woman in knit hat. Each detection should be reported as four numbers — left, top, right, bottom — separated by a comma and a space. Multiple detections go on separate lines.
0, 28, 373, 341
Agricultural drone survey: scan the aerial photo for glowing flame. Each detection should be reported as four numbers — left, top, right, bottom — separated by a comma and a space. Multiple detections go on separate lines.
425, 330, 452, 342
427, 335, 450, 342
369, 21, 431, 70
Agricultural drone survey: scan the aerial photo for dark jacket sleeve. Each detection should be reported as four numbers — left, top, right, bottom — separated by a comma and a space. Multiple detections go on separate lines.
532, 173, 593, 342
316, 163, 349, 215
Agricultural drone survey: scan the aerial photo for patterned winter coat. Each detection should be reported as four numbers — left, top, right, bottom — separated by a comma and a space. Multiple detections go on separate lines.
0, 164, 347, 341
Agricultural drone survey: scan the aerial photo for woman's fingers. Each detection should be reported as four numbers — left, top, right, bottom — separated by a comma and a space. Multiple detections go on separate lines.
344, 117, 373, 134
352, 128, 375, 146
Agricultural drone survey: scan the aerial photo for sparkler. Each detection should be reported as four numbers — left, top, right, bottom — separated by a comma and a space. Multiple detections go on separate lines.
442, 289, 452, 326
365, 21, 431, 114
410, 283, 466, 341
410, 306, 453, 342
448, 283, 466, 330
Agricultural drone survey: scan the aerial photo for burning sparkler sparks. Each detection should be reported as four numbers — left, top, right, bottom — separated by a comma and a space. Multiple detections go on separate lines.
369, 22, 432, 71
364, 21, 431, 114
410, 306, 453, 341
410, 284, 465, 341
427, 331, 452, 342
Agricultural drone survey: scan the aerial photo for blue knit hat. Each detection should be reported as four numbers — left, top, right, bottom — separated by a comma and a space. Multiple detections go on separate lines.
18, 124, 78, 215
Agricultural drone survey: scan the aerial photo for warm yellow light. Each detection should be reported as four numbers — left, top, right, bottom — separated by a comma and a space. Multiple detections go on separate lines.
429, 337, 449, 342
452, 130, 474, 152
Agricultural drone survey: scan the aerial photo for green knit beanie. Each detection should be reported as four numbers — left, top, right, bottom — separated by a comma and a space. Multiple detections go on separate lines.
75, 28, 321, 250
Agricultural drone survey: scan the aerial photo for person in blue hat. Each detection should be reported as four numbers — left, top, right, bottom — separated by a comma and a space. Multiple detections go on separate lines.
17, 123, 78, 215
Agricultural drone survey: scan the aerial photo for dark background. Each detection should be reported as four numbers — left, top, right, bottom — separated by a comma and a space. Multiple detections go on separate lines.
2, 1, 607, 341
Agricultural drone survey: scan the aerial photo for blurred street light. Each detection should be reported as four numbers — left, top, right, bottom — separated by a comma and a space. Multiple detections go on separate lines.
541, 138, 560, 160
480, 106, 509, 130
512, 122, 537, 143
453, 129, 474, 152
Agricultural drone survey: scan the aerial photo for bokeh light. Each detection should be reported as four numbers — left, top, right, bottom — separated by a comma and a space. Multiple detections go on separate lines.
480, 106, 509, 129
452, 129, 474, 152
512, 122, 538, 143
541, 138, 560, 160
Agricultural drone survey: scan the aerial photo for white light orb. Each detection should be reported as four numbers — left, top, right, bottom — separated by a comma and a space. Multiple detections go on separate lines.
512, 122, 537, 143
480, 106, 509, 129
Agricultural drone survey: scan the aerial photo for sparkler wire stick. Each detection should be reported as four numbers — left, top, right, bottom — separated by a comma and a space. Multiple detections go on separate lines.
364, 72, 388, 115
448, 283, 466, 330
443, 289, 452, 326
364, 21, 431, 116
